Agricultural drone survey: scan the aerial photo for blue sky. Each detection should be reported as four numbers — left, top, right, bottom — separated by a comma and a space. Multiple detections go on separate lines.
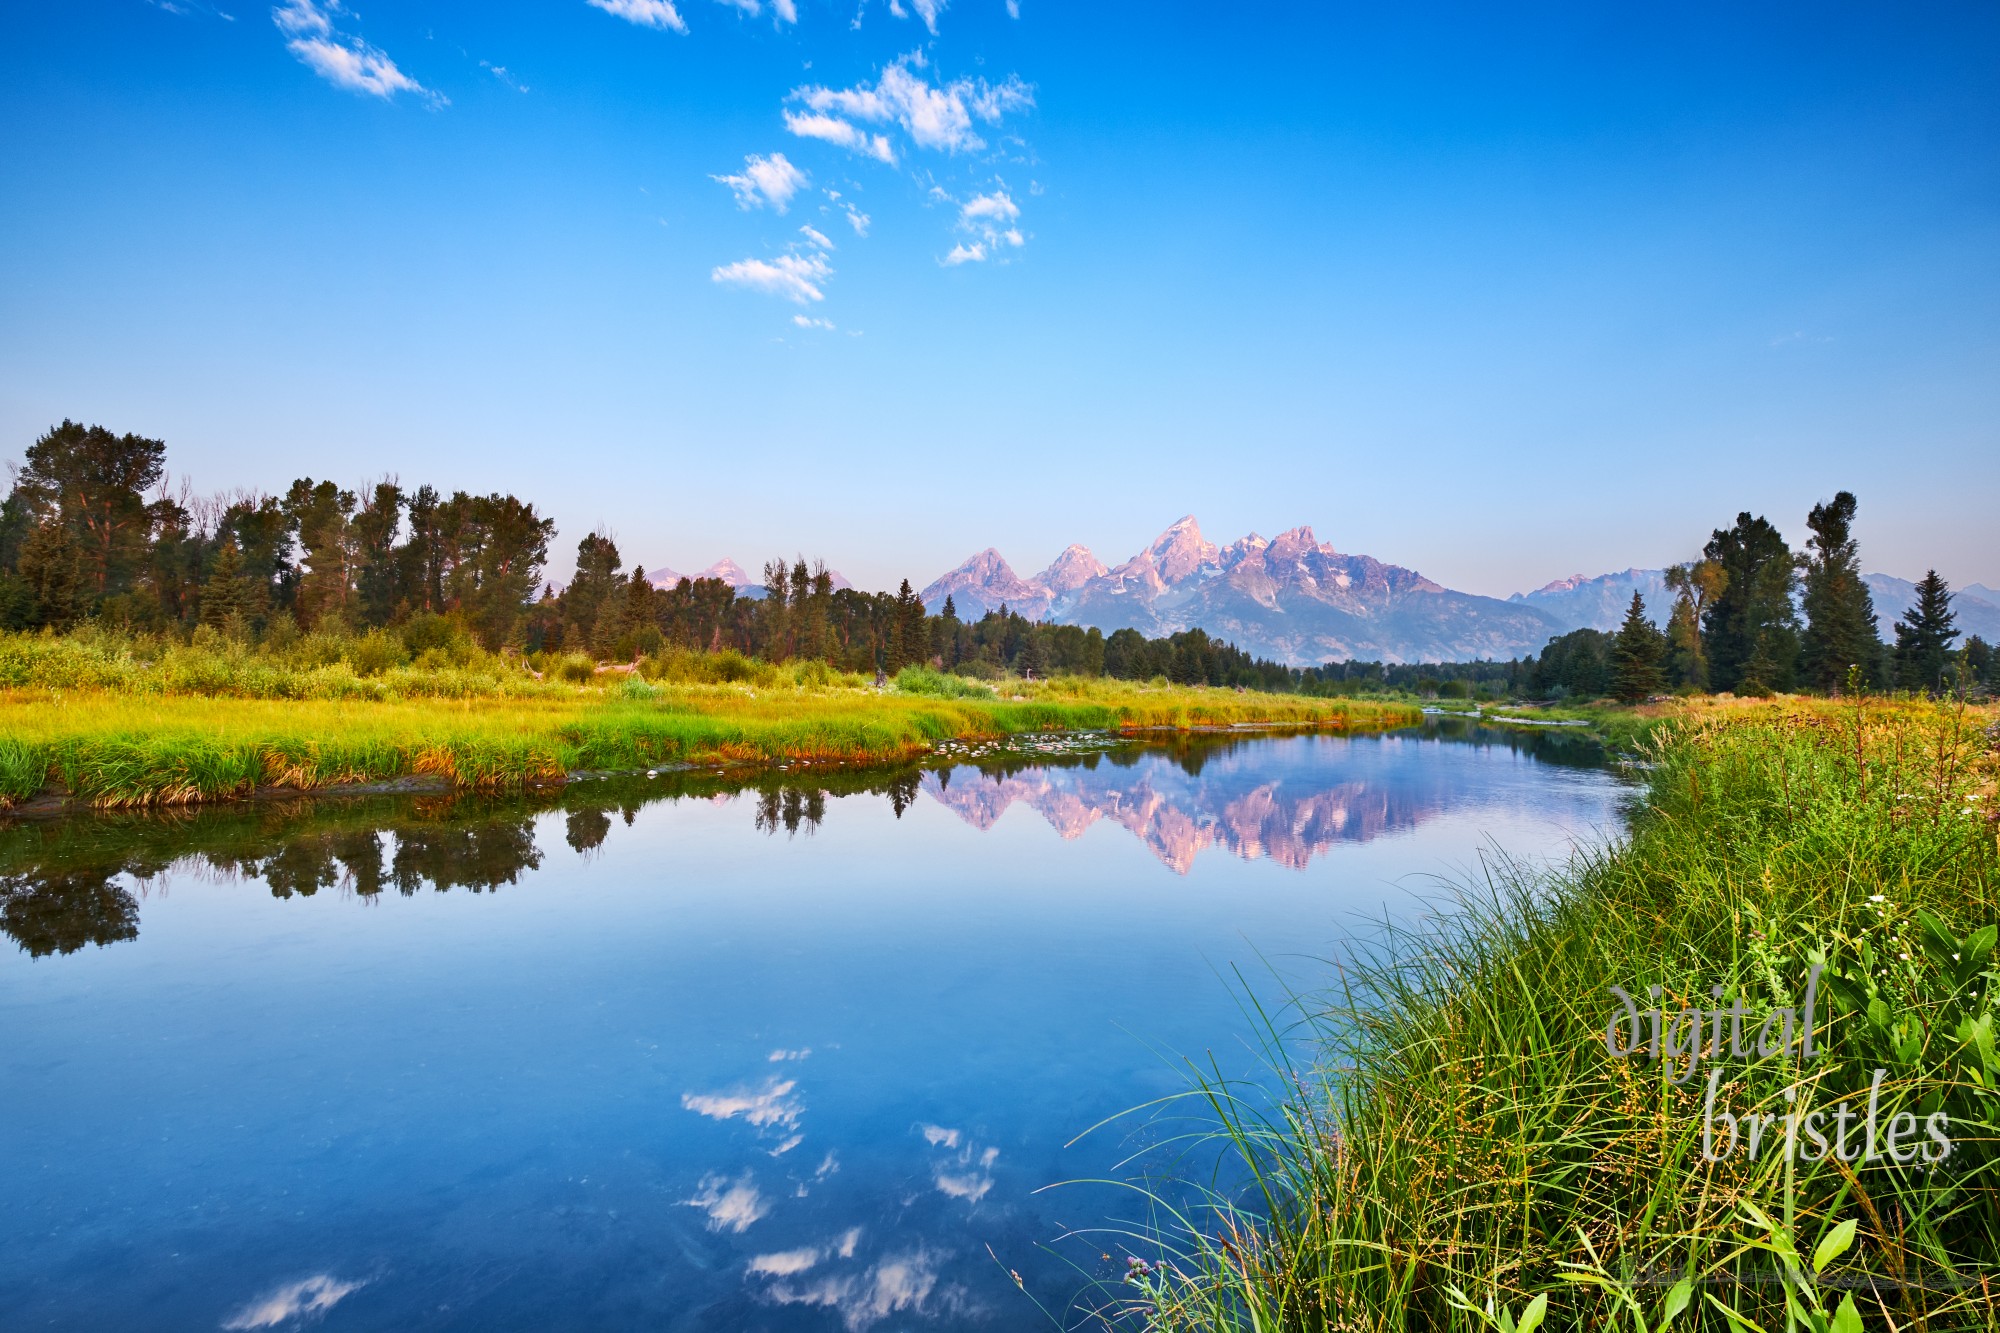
2, 1, 1995, 596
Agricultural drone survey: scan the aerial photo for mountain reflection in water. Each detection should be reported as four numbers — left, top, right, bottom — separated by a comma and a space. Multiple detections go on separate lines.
0, 720, 1610, 958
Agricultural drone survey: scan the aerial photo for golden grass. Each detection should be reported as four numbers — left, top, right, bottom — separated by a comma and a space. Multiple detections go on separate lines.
0, 678, 1419, 809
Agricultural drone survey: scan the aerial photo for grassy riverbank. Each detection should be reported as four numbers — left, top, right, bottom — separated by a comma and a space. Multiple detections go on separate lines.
1130, 695, 2000, 1330
0, 635, 1419, 808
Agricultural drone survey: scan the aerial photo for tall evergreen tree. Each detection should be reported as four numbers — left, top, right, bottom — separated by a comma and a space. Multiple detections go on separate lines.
198, 538, 264, 632
1893, 570, 1958, 694
16, 520, 82, 629
898, 580, 928, 670
563, 532, 623, 653
1611, 592, 1667, 702
1797, 491, 1881, 692
1962, 635, 1994, 690
1701, 513, 1799, 694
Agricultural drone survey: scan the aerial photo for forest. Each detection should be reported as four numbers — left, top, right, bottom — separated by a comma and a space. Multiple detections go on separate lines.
1, 421, 1990, 700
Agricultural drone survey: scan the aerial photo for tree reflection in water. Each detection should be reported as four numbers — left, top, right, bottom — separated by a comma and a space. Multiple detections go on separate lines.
0, 722, 1610, 957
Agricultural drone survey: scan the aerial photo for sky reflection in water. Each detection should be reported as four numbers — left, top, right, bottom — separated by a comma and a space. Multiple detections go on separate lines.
0, 724, 1628, 1331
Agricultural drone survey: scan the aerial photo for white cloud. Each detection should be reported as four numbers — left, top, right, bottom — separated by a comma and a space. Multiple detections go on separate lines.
750, 1247, 822, 1276
482, 61, 528, 92
918, 1123, 960, 1148
768, 1047, 812, 1061
682, 1076, 806, 1127
799, 223, 835, 250
222, 1276, 366, 1330
959, 190, 1018, 227
1006, 0, 1019, 15
946, 188, 1025, 263
774, 0, 799, 18
766, 1253, 940, 1333
747, 1229, 861, 1280
789, 52, 1032, 156
712, 152, 808, 213
287, 36, 435, 101
905, 0, 946, 33
684, 1173, 769, 1233
713, 253, 833, 303
271, 0, 329, 37
272, 1, 441, 103
793, 315, 836, 330
933, 1169, 991, 1201
783, 111, 897, 165
844, 205, 871, 236
586, 0, 688, 32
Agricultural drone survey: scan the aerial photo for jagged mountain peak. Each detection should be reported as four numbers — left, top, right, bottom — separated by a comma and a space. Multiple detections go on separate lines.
1037, 544, 1107, 593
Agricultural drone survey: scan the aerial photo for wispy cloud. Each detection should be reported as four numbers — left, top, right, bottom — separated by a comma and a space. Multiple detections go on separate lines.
783, 111, 897, 165
481, 61, 528, 92
713, 0, 799, 21
799, 223, 835, 251
585, 0, 688, 33
766, 1251, 940, 1333
715, 253, 832, 303
682, 1076, 806, 1127
222, 1275, 366, 1330
902, 0, 946, 33
748, 1228, 862, 1279
150, 0, 238, 19
843, 204, 871, 236
787, 51, 1032, 158
793, 314, 837, 330
684, 1172, 769, 1233
713, 152, 808, 213
272, 1, 441, 103
943, 188, 1025, 263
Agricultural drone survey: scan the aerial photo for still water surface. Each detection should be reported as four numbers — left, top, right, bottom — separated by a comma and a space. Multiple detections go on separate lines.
0, 725, 1628, 1331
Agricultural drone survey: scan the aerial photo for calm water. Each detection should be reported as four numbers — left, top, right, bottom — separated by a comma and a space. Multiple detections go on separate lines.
0, 724, 1628, 1331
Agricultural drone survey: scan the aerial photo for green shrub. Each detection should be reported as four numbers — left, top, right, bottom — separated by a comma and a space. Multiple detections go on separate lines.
552, 652, 597, 684
893, 665, 995, 699
349, 629, 410, 677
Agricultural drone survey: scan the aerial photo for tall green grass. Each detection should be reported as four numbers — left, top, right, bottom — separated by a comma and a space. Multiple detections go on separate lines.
0, 634, 1420, 807
1121, 697, 2000, 1331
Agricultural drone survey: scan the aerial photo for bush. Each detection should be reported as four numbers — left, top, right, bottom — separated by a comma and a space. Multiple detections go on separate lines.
552, 652, 596, 684
349, 629, 410, 677
893, 665, 995, 699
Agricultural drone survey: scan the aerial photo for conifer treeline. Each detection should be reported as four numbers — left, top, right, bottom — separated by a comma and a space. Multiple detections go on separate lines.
1367, 492, 1991, 703
1, 424, 1990, 696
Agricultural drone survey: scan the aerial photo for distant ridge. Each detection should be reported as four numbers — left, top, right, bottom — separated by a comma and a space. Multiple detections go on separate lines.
647, 558, 851, 599
921, 516, 1566, 666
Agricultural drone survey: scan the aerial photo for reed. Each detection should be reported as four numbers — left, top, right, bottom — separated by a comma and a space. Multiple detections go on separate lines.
1117, 695, 2000, 1331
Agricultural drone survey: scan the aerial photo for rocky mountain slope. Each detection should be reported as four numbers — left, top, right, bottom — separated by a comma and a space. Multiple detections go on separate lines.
921, 516, 1568, 665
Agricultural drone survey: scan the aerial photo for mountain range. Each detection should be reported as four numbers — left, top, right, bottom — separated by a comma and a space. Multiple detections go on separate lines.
917, 517, 1996, 666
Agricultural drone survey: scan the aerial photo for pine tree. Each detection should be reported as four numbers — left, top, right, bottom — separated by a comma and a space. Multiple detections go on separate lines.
16, 519, 82, 630
1017, 626, 1045, 679
1893, 570, 1958, 694
900, 581, 928, 670
1610, 592, 1667, 702
1798, 491, 1882, 693
1962, 635, 1993, 691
